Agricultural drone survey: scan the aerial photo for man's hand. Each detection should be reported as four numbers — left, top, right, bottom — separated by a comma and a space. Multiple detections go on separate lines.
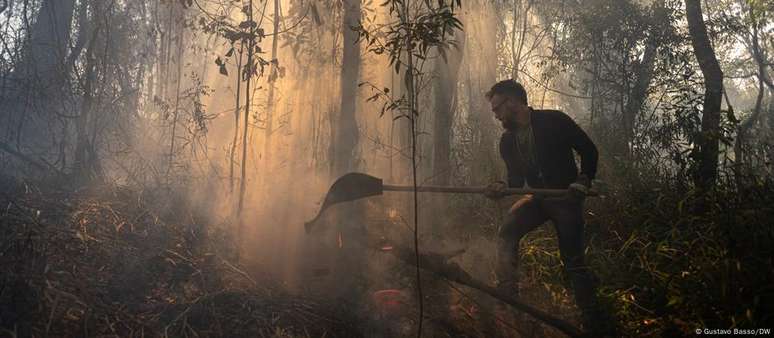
568, 174, 591, 200
484, 181, 508, 200
509, 194, 533, 214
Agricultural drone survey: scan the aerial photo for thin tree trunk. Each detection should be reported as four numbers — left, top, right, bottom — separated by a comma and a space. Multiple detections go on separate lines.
622, 35, 658, 154
622, 3, 667, 156
163, 4, 176, 102
511, 0, 529, 81
230, 47, 244, 193
166, 23, 185, 180
74, 2, 102, 183
402, 0, 424, 333
735, 4, 773, 177
686, 0, 723, 190
65, 0, 89, 73
734, 75, 764, 179
263, 0, 281, 176
237, 0, 255, 224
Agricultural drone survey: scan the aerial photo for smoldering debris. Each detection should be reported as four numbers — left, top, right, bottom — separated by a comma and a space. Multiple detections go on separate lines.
0, 179, 361, 337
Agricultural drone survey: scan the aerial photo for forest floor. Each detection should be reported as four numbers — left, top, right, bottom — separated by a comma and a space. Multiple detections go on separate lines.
0, 177, 362, 337
0, 175, 584, 337
3, 173, 770, 337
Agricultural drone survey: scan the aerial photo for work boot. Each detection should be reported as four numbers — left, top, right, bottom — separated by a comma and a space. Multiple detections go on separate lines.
567, 266, 619, 337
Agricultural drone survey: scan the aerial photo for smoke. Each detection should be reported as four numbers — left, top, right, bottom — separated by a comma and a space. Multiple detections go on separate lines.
98, 0, 558, 318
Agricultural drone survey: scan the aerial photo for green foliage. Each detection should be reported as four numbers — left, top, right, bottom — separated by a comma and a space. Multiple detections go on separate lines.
585, 172, 774, 335
359, 82, 404, 118
354, 2, 462, 75
194, 2, 275, 82
476, 163, 774, 336
353, 0, 462, 121
280, 0, 342, 66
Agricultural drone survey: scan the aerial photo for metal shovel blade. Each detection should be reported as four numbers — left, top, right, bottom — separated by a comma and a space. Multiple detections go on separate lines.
304, 173, 384, 233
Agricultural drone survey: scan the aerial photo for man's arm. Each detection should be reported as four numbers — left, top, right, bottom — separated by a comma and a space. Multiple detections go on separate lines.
560, 113, 598, 180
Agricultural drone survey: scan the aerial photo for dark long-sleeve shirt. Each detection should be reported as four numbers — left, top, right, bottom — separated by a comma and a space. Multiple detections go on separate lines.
499, 108, 598, 189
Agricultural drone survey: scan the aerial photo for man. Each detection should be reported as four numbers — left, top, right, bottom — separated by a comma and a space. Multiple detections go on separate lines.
484, 79, 616, 335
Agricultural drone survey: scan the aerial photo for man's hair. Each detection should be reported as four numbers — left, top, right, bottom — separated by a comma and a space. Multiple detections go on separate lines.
486, 79, 528, 105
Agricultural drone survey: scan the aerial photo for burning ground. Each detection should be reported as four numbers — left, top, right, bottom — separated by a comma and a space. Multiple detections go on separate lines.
0, 174, 590, 337
0, 177, 361, 337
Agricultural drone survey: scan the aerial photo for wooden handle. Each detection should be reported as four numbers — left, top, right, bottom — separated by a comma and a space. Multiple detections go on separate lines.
382, 184, 591, 197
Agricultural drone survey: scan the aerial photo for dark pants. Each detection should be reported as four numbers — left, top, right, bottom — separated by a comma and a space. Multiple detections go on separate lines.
497, 195, 613, 333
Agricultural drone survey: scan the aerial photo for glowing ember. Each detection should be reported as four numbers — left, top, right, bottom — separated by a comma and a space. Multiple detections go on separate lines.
372, 289, 405, 315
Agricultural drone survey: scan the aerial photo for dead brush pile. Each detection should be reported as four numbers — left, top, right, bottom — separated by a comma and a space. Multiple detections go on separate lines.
0, 178, 361, 337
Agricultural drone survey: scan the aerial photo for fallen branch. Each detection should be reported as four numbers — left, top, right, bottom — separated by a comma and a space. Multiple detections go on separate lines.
221, 258, 257, 286
389, 245, 585, 338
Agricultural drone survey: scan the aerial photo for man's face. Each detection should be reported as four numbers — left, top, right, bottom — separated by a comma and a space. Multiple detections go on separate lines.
490, 94, 525, 130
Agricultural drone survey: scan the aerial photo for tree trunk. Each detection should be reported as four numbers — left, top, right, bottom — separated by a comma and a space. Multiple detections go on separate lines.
263, 0, 281, 176
330, 0, 361, 177
237, 0, 256, 232
734, 74, 764, 180
230, 47, 244, 194
327, 0, 364, 308
432, 33, 465, 186
622, 1, 670, 149
510, 0, 529, 81
74, 2, 104, 183
463, 0, 500, 184
735, 4, 773, 180
685, 0, 723, 190
1, 0, 75, 156
622, 34, 658, 154
166, 6, 185, 180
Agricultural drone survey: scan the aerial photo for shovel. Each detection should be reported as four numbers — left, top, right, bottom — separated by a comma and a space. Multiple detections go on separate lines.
305, 172, 603, 233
